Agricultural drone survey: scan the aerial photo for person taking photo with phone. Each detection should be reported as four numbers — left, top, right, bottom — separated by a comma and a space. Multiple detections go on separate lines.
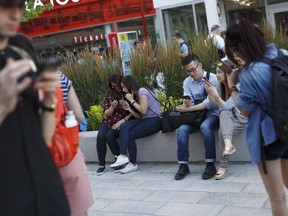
173, 54, 220, 180
0, 0, 70, 215
204, 62, 247, 180
225, 20, 288, 216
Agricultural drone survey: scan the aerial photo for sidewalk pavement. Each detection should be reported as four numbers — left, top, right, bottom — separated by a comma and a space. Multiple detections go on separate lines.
86, 162, 272, 216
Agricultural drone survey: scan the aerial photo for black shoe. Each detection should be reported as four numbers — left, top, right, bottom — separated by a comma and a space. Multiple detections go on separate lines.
96, 166, 105, 175
201, 163, 216, 180
174, 164, 190, 180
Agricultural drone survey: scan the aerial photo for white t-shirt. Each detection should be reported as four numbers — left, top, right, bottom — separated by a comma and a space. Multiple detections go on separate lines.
213, 35, 225, 50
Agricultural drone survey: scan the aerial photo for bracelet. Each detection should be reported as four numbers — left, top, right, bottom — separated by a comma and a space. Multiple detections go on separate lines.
228, 86, 238, 94
131, 100, 137, 105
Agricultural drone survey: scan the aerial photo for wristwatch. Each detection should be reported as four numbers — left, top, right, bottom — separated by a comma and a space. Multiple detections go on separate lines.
40, 99, 57, 112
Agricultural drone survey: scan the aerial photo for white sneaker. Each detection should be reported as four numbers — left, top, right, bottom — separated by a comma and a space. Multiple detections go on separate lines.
120, 162, 138, 174
110, 155, 129, 168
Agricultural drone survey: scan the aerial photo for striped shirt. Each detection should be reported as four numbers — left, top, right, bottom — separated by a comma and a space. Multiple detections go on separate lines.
58, 71, 72, 103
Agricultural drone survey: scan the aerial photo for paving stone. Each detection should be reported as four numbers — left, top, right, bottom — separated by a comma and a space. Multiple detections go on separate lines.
185, 180, 248, 193
100, 188, 153, 201
101, 200, 164, 214
154, 203, 224, 216
138, 180, 193, 190
198, 192, 268, 208
144, 190, 207, 203
241, 183, 267, 194
217, 206, 271, 216
85, 163, 273, 216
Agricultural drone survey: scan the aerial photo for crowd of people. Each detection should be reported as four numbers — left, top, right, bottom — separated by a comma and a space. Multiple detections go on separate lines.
0, 1, 287, 216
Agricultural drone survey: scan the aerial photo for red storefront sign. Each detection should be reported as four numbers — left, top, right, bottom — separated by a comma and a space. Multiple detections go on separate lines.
20, 0, 155, 37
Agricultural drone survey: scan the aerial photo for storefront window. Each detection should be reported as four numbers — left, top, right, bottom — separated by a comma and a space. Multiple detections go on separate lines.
162, 5, 195, 41
195, 3, 208, 33
224, 0, 266, 25
117, 16, 156, 40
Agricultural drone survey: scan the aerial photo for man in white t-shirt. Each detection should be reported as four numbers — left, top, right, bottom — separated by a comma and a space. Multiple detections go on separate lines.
210, 25, 225, 59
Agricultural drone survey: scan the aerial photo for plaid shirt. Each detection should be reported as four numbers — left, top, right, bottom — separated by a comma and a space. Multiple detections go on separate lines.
103, 94, 127, 128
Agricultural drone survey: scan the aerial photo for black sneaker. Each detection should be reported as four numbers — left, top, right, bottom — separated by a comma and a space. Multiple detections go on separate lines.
174, 164, 190, 180
96, 166, 105, 175
201, 163, 216, 180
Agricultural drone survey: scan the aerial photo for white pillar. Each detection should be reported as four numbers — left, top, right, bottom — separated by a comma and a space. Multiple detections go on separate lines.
104, 24, 112, 48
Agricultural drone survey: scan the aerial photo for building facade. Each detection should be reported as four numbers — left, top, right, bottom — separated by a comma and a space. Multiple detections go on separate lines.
21, 0, 156, 55
153, 0, 288, 42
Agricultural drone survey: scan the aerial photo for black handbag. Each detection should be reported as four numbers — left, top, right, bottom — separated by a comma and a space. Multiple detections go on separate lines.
161, 72, 210, 133
161, 107, 207, 133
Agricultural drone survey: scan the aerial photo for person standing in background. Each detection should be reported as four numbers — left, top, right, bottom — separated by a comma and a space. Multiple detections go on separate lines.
173, 32, 189, 58
210, 25, 226, 59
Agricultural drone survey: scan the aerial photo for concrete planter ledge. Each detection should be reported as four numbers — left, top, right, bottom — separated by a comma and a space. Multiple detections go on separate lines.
79, 130, 251, 163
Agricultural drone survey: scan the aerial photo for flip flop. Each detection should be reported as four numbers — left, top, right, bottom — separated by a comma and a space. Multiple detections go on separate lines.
215, 168, 228, 180
223, 145, 236, 156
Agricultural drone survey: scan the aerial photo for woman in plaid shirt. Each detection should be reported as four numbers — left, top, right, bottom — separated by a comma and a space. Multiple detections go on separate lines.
96, 73, 139, 175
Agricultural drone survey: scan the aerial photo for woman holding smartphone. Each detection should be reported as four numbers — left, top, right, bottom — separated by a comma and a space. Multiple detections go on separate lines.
96, 73, 138, 175
110, 76, 162, 174
204, 63, 247, 180
225, 20, 288, 216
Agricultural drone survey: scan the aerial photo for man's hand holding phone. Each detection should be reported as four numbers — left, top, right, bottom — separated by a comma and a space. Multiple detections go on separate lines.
182, 95, 192, 107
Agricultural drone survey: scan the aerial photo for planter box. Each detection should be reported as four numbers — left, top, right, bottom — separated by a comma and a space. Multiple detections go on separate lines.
79, 130, 251, 163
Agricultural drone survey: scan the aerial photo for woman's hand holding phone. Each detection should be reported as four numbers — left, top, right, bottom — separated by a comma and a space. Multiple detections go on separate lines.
109, 98, 118, 108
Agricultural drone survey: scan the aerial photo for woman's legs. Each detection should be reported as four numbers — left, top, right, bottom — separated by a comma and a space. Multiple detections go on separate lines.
105, 128, 120, 157
219, 111, 236, 155
128, 117, 162, 164
258, 159, 288, 216
96, 123, 110, 167
281, 159, 288, 189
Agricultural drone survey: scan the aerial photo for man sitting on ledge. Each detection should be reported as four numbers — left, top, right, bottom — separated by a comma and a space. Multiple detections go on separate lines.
174, 54, 219, 180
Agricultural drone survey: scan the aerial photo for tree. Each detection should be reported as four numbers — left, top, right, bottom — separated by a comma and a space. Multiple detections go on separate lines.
22, 0, 53, 22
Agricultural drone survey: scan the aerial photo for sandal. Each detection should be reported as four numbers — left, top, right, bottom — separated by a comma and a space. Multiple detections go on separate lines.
223, 145, 236, 156
215, 168, 228, 180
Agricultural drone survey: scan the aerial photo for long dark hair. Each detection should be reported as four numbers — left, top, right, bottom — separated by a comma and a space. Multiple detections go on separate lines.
107, 73, 124, 101
121, 75, 141, 95
225, 20, 266, 68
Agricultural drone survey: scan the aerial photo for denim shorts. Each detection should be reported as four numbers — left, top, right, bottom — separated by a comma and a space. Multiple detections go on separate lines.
263, 139, 288, 161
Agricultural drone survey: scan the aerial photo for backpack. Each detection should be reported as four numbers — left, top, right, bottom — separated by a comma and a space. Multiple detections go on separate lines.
48, 87, 79, 168
261, 51, 288, 142
180, 41, 191, 54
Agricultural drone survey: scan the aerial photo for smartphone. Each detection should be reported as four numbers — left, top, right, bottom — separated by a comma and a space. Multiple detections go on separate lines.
202, 77, 209, 82
220, 56, 236, 74
182, 95, 191, 100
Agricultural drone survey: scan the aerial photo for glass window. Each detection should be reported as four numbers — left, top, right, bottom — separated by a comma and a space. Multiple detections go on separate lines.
195, 3, 208, 33
162, 5, 195, 41
224, 0, 266, 25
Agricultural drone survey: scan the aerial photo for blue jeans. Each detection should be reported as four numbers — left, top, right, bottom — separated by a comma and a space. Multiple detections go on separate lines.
119, 117, 162, 164
96, 122, 119, 166
177, 115, 219, 163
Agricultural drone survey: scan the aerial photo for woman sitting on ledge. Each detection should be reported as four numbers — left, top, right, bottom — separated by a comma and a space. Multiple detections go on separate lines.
110, 76, 162, 174
204, 63, 247, 180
